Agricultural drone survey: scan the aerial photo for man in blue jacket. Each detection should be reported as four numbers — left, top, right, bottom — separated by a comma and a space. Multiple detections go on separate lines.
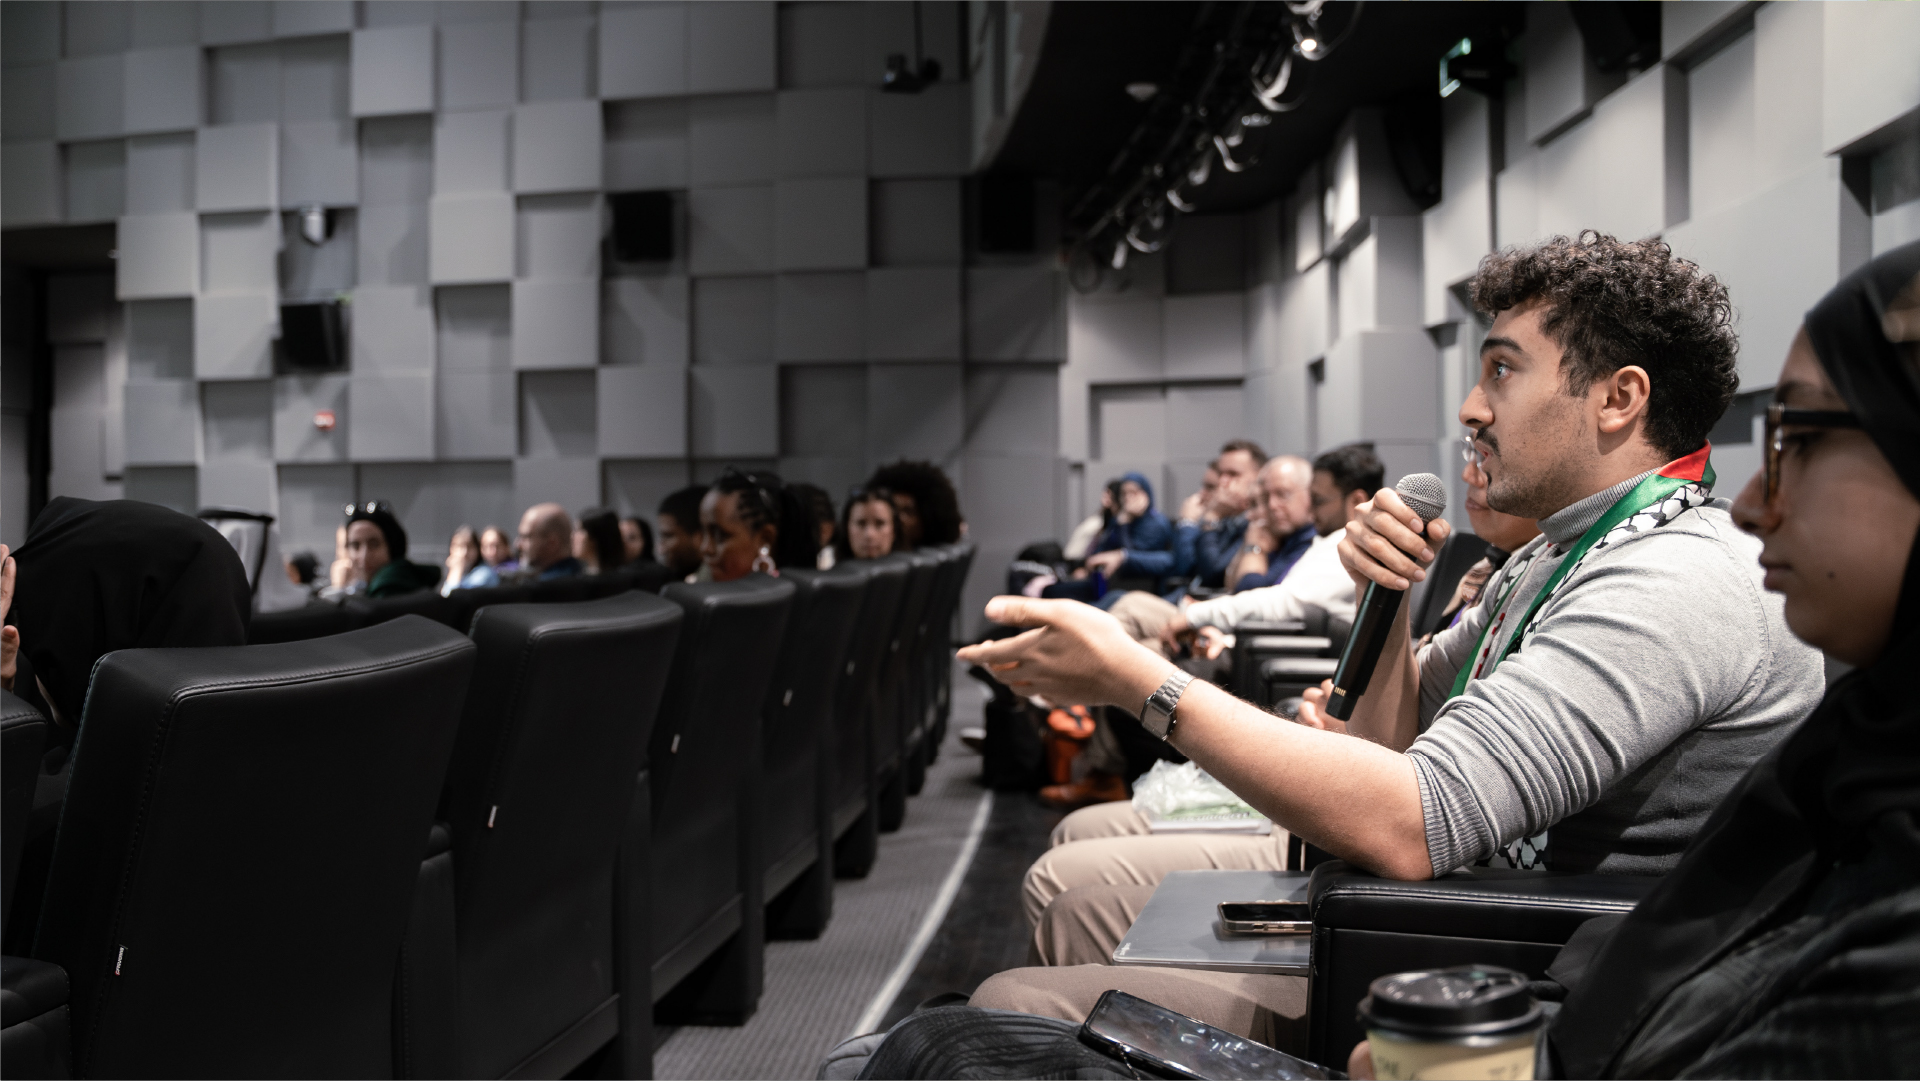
1085, 440, 1266, 598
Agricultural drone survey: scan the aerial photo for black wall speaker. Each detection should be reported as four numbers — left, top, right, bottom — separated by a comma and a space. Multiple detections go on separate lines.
278, 300, 346, 370
976, 175, 1035, 254
609, 191, 674, 262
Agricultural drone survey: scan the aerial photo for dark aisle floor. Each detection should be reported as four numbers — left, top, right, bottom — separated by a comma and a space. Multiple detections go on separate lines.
876, 786, 1066, 1030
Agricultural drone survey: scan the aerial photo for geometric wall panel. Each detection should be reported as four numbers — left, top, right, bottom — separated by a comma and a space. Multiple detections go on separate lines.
513, 100, 603, 194
600, 4, 687, 100
598, 365, 686, 458
871, 178, 962, 266
1162, 293, 1246, 379
687, 185, 775, 275
869, 82, 966, 179
967, 267, 1063, 362
690, 365, 777, 457
430, 192, 515, 283
3, 63, 55, 142
516, 193, 602, 279
350, 284, 436, 373
865, 267, 961, 361
357, 201, 431, 287
123, 45, 201, 134
123, 378, 200, 465
519, 369, 598, 459
126, 298, 195, 380
207, 40, 281, 127
273, 1, 355, 40
201, 378, 274, 460
274, 373, 352, 462
774, 0, 864, 90
352, 26, 435, 118
602, 276, 689, 366
689, 94, 776, 186
275, 462, 357, 563
198, 459, 276, 514
605, 98, 690, 191
281, 119, 358, 206
777, 88, 866, 177
775, 177, 865, 271
3, 1, 60, 66
512, 278, 599, 370
56, 55, 124, 142
201, 211, 279, 292
200, 1, 274, 46
359, 114, 434, 205
130, 3, 196, 48
64, 140, 126, 224
280, 36, 352, 124
692, 275, 774, 365
513, 457, 600, 523
196, 123, 278, 211
775, 272, 864, 363
436, 283, 511, 372
349, 374, 435, 460
434, 109, 510, 194
126, 132, 196, 214
436, 371, 516, 460
194, 292, 277, 380
2, 141, 60, 227
689, 1, 775, 95
521, 16, 593, 103
117, 212, 200, 299
439, 20, 518, 111
869, 362, 963, 463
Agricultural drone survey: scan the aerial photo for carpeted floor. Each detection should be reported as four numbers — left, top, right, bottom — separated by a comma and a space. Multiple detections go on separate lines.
652, 666, 1045, 1080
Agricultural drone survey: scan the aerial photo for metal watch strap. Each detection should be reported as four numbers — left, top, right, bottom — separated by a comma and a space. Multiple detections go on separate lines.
1140, 669, 1195, 741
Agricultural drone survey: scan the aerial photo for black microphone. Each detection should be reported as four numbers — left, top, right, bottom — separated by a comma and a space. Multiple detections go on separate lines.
1323, 473, 1448, 721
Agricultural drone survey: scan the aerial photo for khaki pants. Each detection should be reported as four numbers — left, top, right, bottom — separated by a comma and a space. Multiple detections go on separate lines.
970, 964, 1310, 1050
1106, 590, 1183, 655
1022, 802, 1290, 926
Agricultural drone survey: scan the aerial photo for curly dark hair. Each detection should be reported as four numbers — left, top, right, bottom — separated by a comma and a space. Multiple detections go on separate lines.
867, 461, 964, 547
833, 485, 899, 562
1469, 231, 1739, 460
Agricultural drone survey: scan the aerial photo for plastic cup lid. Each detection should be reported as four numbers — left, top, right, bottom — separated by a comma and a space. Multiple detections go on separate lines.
1358, 965, 1542, 1037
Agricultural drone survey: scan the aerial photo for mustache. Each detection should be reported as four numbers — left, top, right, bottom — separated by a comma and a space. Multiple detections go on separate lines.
1475, 428, 1499, 455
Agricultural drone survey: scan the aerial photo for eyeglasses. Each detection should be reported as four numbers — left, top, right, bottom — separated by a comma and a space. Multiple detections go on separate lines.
1764, 401, 1862, 502
343, 500, 392, 517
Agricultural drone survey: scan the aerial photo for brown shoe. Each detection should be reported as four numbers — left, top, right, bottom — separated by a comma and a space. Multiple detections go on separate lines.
1039, 771, 1128, 810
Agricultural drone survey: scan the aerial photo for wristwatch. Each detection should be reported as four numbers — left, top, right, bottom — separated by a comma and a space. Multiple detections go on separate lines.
1139, 669, 1195, 741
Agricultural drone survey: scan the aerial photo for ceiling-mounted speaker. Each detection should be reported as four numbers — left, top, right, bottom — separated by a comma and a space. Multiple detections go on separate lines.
608, 191, 674, 263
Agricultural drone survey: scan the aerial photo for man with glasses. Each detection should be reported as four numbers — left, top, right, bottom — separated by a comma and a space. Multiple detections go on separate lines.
958, 232, 1827, 1044
510, 502, 583, 582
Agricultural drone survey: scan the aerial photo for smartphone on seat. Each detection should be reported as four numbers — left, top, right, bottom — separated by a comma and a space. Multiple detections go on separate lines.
1078, 990, 1339, 1080
1218, 900, 1312, 934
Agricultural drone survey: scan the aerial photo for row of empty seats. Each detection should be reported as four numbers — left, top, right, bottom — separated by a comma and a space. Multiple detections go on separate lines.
1, 544, 973, 1079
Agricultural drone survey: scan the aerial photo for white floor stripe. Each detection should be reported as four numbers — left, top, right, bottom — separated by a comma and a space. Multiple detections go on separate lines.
847, 788, 995, 1039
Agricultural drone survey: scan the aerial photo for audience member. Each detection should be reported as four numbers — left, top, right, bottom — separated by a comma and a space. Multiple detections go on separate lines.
701, 468, 818, 581
1060, 484, 1112, 563
788, 482, 839, 569
330, 501, 441, 598
835, 486, 899, 563
328, 523, 351, 591
511, 503, 583, 582
1073, 473, 1174, 585
620, 516, 655, 565
1137, 440, 1266, 596
479, 525, 517, 574
286, 551, 319, 590
956, 232, 1826, 1043
657, 485, 708, 580
441, 525, 499, 596
870, 460, 964, 548
574, 507, 627, 575
1222, 455, 1315, 592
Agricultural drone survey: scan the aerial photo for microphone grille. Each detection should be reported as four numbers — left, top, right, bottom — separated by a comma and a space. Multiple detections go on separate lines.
1395, 473, 1448, 523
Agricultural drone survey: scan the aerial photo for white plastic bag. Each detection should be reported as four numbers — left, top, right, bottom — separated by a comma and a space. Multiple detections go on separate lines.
1130, 761, 1272, 833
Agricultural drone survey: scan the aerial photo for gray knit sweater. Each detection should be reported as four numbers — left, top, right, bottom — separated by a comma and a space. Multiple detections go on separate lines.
1407, 471, 1825, 876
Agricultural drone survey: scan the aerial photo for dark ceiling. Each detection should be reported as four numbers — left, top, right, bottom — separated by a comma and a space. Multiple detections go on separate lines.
992, 2, 1528, 219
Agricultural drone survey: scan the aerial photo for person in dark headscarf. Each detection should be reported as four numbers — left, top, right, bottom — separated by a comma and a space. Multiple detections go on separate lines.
338, 500, 441, 598
0, 498, 252, 731
573, 507, 627, 575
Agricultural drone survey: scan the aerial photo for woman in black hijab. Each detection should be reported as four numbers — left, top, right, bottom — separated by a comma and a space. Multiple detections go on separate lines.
2, 498, 251, 733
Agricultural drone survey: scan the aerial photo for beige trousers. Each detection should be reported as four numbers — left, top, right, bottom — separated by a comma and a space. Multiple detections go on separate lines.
1106, 590, 1183, 655
970, 964, 1310, 1050
1022, 802, 1290, 926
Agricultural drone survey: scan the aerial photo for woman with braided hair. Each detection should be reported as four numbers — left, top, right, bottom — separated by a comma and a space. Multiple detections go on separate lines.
699, 467, 820, 581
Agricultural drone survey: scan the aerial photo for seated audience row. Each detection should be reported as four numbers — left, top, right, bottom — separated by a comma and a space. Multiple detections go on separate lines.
852, 235, 1918, 1080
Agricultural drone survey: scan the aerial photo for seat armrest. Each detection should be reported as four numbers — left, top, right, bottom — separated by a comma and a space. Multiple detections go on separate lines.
3, 955, 71, 1080
1308, 861, 1657, 944
2, 957, 67, 1028
1232, 620, 1307, 636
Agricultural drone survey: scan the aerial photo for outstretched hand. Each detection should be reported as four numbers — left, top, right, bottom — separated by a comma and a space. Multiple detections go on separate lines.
1338, 487, 1451, 593
1, 545, 16, 692
958, 596, 1175, 712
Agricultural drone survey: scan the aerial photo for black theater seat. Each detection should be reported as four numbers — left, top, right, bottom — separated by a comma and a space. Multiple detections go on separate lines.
27, 617, 476, 1078
827, 559, 910, 879
916, 543, 973, 762
348, 587, 459, 629
529, 575, 599, 603
644, 577, 794, 1025
414, 593, 684, 1079
0, 695, 62, 1081
874, 552, 938, 825
2, 694, 46, 932
446, 582, 536, 631
758, 568, 868, 940
247, 598, 359, 643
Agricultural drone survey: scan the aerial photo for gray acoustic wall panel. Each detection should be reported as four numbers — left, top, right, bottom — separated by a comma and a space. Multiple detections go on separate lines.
775, 272, 864, 363
436, 283, 511, 371
123, 466, 196, 514
776, 177, 866, 271
64, 140, 125, 224
597, 365, 687, 458
690, 364, 777, 457
201, 378, 273, 460
519, 369, 597, 457
1065, 293, 1162, 382
434, 109, 510, 194
46, 273, 114, 344
352, 26, 435, 117
439, 19, 518, 111
3, 2, 61, 66
689, 1, 775, 95
868, 363, 962, 463
279, 207, 357, 300
197, 122, 278, 211
687, 185, 774, 275
126, 298, 194, 379
64, 0, 129, 54
517, 193, 602, 279
513, 458, 599, 521
692, 276, 774, 365
605, 98, 689, 190
279, 37, 350, 121
1162, 293, 1246, 379
201, 211, 280, 292
274, 373, 351, 462
117, 212, 200, 299
56, 55, 124, 142
775, 2, 863, 89
777, 88, 866, 178
603, 276, 690, 366
2, 141, 60, 227
130, 1, 196, 47
868, 82, 966, 179
512, 278, 599, 369
689, 94, 776, 186
194, 291, 277, 380
513, 100, 602, 194
208, 41, 279, 125
276, 462, 355, 559
352, 284, 436, 373
273, 1, 355, 40
521, 16, 593, 102
361, 460, 514, 561
871, 178, 961, 265
779, 363, 865, 457
437, 371, 516, 459
359, 114, 433, 204
359, 202, 431, 286
964, 366, 1059, 456
865, 267, 961, 361
3, 63, 55, 141
123, 379, 199, 464
604, 459, 693, 521
199, 460, 276, 514
122, 45, 200, 134
281, 119, 357, 206
349, 374, 435, 460
430, 192, 515, 283
966, 267, 1063, 361
599, 3, 687, 100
